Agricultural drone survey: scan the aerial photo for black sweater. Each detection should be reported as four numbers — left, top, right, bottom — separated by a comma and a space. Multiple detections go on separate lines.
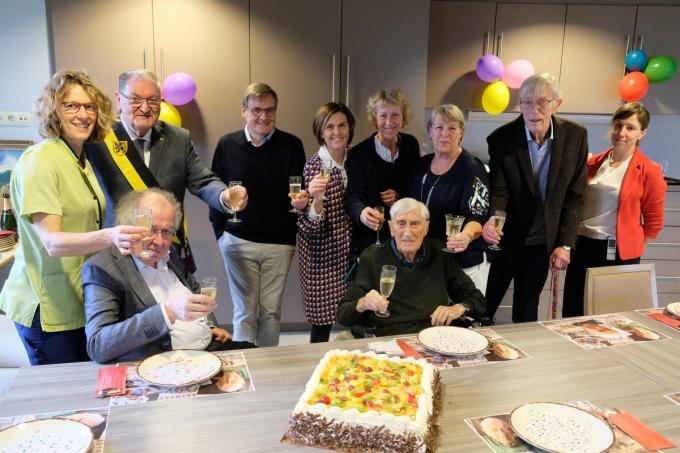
337, 238, 486, 337
209, 129, 305, 245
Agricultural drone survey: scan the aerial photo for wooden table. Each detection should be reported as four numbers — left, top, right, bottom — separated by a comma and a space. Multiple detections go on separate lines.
1, 313, 679, 452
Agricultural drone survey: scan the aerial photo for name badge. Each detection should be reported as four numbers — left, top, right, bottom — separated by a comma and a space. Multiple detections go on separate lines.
606, 237, 616, 261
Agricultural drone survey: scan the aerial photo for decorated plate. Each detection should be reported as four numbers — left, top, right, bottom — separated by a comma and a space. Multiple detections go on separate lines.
417, 326, 489, 356
0, 418, 93, 453
137, 350, 222, 387
509, 402, 614, 453
666, 302, 680, 318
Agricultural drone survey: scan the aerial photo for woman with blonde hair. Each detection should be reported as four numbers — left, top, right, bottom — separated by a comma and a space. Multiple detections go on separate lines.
0, 69, 145, 364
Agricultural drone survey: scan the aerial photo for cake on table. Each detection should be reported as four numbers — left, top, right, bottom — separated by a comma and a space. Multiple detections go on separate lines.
285, 349, 442, 452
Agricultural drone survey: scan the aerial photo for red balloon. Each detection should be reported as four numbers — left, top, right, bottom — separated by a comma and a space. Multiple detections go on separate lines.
619, 72, 649, 101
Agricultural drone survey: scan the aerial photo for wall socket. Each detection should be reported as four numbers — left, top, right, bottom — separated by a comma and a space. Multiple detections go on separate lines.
0, 112, 32, 126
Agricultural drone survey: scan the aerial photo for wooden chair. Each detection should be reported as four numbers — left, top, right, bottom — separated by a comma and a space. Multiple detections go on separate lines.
585, 263, 658, 315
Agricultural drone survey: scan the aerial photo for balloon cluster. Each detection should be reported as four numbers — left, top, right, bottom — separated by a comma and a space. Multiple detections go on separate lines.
619, 49, 677, 101
476, 55, 535, 115
158, 72, 198, 127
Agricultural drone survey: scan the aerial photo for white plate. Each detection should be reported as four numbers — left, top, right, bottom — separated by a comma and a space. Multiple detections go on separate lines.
137, 350, 222, 387
417, 326, 489, 356
509, 402, 614, 453
0, 418, 93, 453
666, 302, 680, 318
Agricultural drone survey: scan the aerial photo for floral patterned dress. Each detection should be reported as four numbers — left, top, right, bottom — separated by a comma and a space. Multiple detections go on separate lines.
297, 152, 353, 325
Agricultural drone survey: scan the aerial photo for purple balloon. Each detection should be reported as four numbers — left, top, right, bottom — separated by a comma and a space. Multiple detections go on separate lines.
162, 72, 197, 106
476, 55, 504, 83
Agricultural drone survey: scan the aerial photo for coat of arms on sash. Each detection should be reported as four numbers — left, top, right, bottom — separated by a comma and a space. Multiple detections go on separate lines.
113, 140, 128, 156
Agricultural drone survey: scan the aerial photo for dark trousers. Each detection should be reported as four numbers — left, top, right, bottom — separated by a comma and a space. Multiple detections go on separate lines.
562, 235, 640, 318
14, 306, 89, 365
206, 339, 257, 351
485, 245, 550, 323
310, 324, 333, 343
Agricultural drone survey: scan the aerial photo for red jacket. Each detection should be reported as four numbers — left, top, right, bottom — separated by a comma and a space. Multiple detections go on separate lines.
587, 148, 666, 259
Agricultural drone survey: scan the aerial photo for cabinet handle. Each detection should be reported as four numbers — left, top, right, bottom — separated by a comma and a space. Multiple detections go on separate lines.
483, 30, 491, 55
496, 32, 504, 58
331, 54, 337, 102
345, 54, 351, 106
622, 34, 631, 78
160, 47, 165, 80
635, 34, 645, 50
143, 47, 148, 70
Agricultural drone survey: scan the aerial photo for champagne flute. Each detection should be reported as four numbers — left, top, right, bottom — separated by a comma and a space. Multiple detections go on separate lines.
488, 210, 506, 251
289, 176, 302, 213
376, 265, 396, 317
319, 160, 332, 200
228, 181, 243, 223
372, 206, 385, 247
198, 277, 217, 327
132, 208, 153, 257
443, 214, 465, 253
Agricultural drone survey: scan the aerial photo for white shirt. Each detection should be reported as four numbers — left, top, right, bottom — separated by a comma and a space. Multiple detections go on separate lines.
121, 121, 152, 166
132, 255, 212, 350
307, 145, 347, 221
374, 135, 399, 162
579, 153, 633, 240
244, 126, 275, 147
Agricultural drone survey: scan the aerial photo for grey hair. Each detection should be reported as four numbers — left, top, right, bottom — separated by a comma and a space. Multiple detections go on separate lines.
118, 70, 161, 93
519, 72, 561, 100
390, 197, 430, 220
115, 188, 182, 229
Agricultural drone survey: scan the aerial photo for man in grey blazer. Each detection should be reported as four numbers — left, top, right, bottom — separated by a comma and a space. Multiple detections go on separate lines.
86, 70, 247, 269
482, 73, 588, 323
82, 189, 254, 364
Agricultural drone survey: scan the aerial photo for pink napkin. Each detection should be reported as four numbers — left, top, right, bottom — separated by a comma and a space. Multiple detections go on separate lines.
647, 312, 680, 328
396, 340, 424, 360
95, 366, 127, 398
608, 410, 676, 451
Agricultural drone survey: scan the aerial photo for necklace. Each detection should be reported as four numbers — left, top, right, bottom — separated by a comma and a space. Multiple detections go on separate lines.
420, 172, 442, 207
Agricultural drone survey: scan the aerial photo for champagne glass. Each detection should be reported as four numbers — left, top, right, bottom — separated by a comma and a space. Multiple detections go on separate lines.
289, 176, 302, 213
319, 160, 332, 200
198, 277, 217, 327
372, 206, 385, 247
443, 214, 465, 253
488, 210, 506, 251
376, 265, 396, 317
132, 208, 153, 257
228, 181, 243, 223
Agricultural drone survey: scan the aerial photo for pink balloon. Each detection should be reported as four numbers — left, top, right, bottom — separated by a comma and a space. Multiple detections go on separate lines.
501, 60, 535, 89
162, 72, 197, 106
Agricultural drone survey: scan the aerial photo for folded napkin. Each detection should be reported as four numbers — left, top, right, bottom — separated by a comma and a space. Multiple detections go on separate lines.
95, 366, 127, 398
608, 409, 676, 451
647, 312, 680, 328
396, 340, 424, 360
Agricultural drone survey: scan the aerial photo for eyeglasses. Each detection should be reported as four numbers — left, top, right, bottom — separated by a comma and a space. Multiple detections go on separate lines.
62, 102, 97, 115
149, 227, 176, 239
248, 107, 276, 117
120, 92, 162, 109
519, 98, 555, 110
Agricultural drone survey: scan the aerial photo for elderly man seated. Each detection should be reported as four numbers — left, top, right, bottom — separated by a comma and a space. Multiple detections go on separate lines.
83, 188, 254, 363
337, 198, 486, 337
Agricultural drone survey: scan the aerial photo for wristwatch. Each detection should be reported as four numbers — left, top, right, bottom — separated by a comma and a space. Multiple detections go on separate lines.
562, 245, 572, 252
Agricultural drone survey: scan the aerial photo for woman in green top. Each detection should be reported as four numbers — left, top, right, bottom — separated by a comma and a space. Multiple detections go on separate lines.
0, 69, 147, 365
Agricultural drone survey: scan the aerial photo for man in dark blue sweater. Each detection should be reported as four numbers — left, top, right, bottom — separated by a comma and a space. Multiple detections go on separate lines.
210, 83, 306, 347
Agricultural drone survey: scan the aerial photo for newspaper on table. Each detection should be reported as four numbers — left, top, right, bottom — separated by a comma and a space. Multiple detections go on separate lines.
110, 351, 255, 406
369, 328, 531, 370
540, 313, 669, 350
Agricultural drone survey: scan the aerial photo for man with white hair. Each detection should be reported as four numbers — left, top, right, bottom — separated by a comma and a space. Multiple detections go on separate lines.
337, 198, 486, 337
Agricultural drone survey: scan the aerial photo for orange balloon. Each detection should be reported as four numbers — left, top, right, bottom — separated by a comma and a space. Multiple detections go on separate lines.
619, 72, 649, 102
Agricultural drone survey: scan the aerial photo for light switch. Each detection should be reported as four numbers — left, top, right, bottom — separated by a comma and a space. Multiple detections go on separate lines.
0, 112, 32, 126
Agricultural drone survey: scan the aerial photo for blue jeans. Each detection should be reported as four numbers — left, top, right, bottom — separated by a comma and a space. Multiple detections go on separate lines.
14, 306, 89, 365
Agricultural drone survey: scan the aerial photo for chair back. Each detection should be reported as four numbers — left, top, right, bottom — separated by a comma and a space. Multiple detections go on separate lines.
0, 315, 30, 367
585, 263, 658, 315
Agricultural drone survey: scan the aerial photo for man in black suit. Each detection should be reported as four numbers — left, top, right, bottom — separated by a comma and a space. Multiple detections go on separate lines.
482, 73, 588, 323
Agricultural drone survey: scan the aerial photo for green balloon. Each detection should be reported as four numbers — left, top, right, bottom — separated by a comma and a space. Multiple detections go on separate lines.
644, 55, 677, 83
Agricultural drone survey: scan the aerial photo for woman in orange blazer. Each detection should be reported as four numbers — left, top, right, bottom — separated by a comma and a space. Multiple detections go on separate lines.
563, 102, 666, 317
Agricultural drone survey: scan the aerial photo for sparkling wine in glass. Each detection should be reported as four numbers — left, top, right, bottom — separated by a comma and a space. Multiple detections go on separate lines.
488, 210, 506, 251
376, 265, 396, 317
198, 277, 217, 327
289, 176, 302, 213
132, 208, 153, 257
319, 160, 332, 200
443, 214, 465, 253
372, 206, 385, 248
228, 181, 243, 223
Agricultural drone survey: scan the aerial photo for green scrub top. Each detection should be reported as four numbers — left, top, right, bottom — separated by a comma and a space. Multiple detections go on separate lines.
0, 138, 106, 332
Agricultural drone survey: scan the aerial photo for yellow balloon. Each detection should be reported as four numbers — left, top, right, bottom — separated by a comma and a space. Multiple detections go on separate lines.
482, 81, 510, 115
159, 101, 182, 127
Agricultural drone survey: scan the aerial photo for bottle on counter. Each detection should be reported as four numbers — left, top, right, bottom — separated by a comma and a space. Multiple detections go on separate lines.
1, 192, 17, 233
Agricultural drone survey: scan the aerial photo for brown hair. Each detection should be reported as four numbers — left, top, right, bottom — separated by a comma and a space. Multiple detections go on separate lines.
34, 68, 114, 141
612, 102, 650, 131
312, 102, 355, 146
242, 82, 278, 108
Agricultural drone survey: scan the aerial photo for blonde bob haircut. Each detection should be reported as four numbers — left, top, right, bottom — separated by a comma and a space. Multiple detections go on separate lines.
34, 68, 114, 141
365, 88, 412, 129
427, 104, 466, 136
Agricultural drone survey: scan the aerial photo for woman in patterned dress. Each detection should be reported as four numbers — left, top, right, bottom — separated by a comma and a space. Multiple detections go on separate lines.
291, 102, 355, 342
